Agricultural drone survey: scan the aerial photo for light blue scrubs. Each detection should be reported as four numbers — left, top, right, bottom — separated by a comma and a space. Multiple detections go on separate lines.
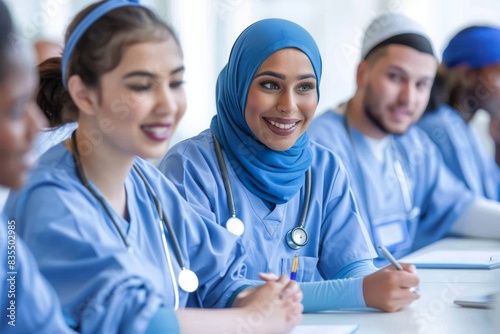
159, 129, 377, 309
0, 214, 76, 333
418, 104, 500, 200
4, 144, 250, 333
308, 111, 475, 265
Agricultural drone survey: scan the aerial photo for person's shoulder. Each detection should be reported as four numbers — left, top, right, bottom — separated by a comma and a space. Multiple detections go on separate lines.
418, 104, 456, 127
311, 108, 345, 128
28, 143, 77, 186
309, 108, 348, 146
308, 140, 344, 171
4, 144, 89, 219
167, 129, 213, 155
159, 129, 216, 173
133, 156, 190, 200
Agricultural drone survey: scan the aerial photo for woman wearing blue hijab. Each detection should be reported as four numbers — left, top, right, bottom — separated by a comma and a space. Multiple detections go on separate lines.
418, 26, 500, 200
159, 18, 420, 312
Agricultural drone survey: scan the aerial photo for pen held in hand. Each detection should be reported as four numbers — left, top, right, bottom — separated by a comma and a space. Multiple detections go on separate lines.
378, 245, 420, 294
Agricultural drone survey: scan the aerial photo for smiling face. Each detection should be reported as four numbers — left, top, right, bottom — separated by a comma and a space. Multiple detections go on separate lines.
244, 48, 318, 151
357, 45, 437, 138
0, 42, 46, 189
90, 38, 186, 159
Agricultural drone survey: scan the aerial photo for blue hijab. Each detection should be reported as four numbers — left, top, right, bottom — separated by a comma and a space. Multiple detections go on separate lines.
210, 18, 322, 204
443, 26, 500, 68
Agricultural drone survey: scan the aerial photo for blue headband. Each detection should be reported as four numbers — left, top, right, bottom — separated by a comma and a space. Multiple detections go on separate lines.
443, 26, 500, 69
61, 0, 144, 90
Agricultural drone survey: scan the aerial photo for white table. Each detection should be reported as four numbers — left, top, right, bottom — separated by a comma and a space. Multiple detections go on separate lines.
300, 238, 500, 334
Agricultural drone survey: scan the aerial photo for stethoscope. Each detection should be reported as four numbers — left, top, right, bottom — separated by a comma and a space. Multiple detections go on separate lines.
342, 109, 420, 238
213, 135, 311, 250
70, 131, 199, 310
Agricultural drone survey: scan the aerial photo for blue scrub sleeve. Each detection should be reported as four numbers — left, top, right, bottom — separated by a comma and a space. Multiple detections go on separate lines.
145, 306, 179, 334
301, 259, 377, 312
300, 277, 365, 312
334, 259, 378, 278
0, 218, 76, 333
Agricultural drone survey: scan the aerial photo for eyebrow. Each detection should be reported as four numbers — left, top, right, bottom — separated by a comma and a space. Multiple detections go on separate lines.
254, 70, 316, 81
388, 65, 434, 81
123, 65, 185, 79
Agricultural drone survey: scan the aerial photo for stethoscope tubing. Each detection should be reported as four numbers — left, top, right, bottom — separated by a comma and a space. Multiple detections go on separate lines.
70, 130, 195, 307
212, 134, 311, 248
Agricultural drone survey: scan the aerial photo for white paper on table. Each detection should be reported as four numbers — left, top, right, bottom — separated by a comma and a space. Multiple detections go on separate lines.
401, 250, 500, 269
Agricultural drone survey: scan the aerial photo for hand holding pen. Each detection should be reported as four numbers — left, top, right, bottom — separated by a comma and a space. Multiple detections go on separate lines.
362, 245, 421, 312
378, 245, 420, 294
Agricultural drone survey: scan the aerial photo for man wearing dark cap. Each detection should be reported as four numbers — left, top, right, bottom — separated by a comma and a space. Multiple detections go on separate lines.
418, 25, 500, 201
309, 13, 500, 266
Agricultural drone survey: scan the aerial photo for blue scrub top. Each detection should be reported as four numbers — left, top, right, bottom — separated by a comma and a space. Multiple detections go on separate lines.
418, 104, 500, 200
308, 111, 475, 264
0, 214, 75, 333
158, 129, 376, 282
3, 144, 250, 333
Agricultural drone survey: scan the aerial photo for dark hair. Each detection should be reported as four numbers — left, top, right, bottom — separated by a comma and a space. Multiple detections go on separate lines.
424, 67, 445, 113
0, 1, 14, 80
37, 1, 181, 127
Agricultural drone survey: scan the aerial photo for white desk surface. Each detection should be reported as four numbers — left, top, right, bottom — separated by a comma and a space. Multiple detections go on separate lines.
300, 238, 500, 334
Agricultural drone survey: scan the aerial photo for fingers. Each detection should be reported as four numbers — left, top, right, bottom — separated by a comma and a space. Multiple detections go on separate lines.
256, 274, 303, 304
382, 264, 420, 289
280, 280, 302, 302
400, 263, 418, 274
286, 300, 304, 322
364, 268, 420, 311
258, 272, 280, 282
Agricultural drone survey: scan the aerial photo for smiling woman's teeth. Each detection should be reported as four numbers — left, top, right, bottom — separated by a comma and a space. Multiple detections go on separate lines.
268, 120, 296, 130
142, 126, 167, 135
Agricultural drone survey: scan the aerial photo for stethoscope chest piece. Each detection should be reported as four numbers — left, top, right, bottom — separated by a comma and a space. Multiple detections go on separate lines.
286, 226, 309, 250
178, 268, 199, 293
226, 216, 245, 236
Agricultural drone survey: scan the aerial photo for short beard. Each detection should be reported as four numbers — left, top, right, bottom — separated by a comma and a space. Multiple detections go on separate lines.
364, 104, 394, 135
363, 84, 406, 136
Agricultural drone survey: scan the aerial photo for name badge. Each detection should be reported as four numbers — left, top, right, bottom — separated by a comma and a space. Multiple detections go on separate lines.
372, 214, 411, 253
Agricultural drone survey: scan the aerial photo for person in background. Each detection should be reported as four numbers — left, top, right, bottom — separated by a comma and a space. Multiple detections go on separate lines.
308, 13, 500, 266
417, 26, 500, 200
4, 1, 302, 333
33, 38, 78, 159
0, 1, 75, 333
159, 18, 420, 313
490, 116, 500, 170
34, 38, 62, 64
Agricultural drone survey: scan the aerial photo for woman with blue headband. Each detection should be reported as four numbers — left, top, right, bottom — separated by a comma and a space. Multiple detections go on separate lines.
418, 26, 500, 201
4, 1, 303, 333
159, 18, 420, 312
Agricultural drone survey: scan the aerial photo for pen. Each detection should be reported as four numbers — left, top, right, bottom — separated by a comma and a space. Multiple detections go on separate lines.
290, 253, 299, 281
377, 245, 420, 294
